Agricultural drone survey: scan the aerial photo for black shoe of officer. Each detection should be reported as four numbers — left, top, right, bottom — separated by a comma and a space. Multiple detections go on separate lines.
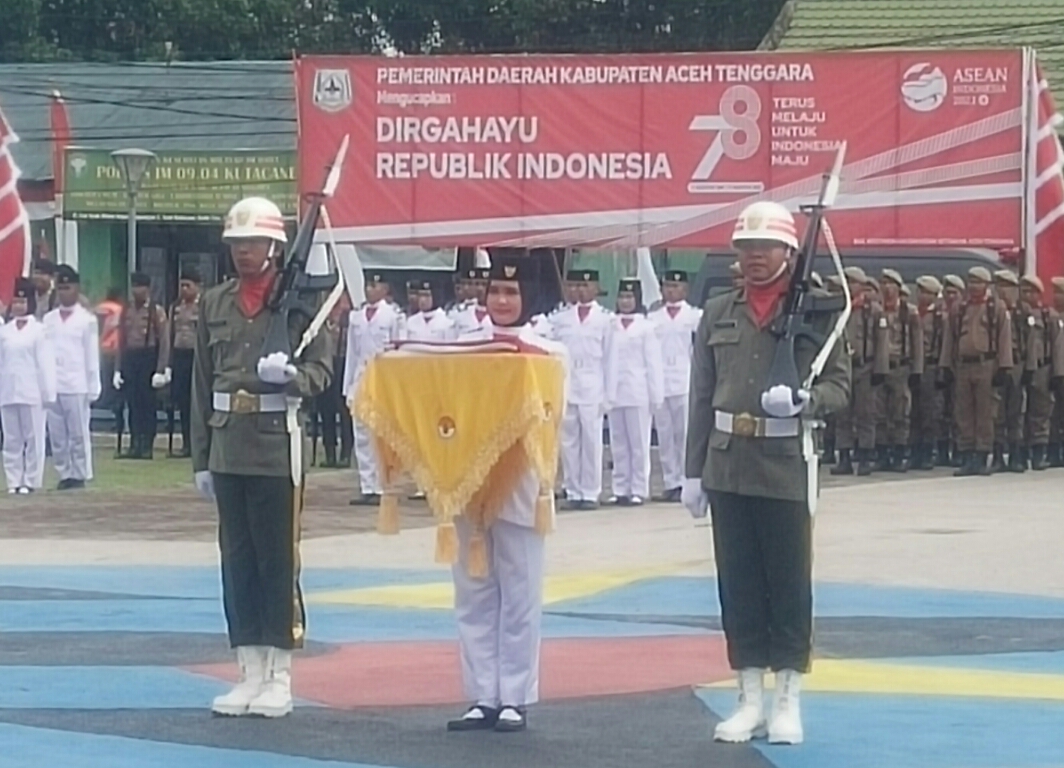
874, 446, 891, 472
447, 705, 499, 732
823, 449, 837, 466
936, 440, 952, 467
891, 446, 910, 473
830, 449, 854, 475
975, 451, 993, 476
1049, 443, 1064, 467
914, 444, 934, 470
953, 452, 977, 477
989, 445, 1007, 473
1030, 444, 1049, 471
951, 444, 965, 468
856, 448, 874, 476
1006, 443, 1026, 473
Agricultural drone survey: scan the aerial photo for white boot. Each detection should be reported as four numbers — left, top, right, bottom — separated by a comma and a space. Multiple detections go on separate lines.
247, 647, 293, 718
768, 669, 804, 745
713, 668, 767, 742
211, 646, 267, 716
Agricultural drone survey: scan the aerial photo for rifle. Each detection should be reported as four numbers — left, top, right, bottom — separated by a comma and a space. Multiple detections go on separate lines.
764, 143, 851, 517
766, 142, 848, 394
261, 134, 350, 361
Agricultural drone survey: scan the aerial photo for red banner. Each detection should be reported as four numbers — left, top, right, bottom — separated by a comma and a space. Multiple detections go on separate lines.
297, 51, 1025, 249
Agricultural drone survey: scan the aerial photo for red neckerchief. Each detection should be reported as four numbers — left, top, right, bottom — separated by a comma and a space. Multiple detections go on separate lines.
621, 316, 634, 329
745, 276, 789, 329
237, 267, 276, 317
365, 303, 379, 322
475, 307, 488, 323
666, 304, 681, 319
577, 304, 592, 322
60, 307, 74, 321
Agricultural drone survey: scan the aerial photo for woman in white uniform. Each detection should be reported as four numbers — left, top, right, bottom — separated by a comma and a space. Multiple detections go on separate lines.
607, 279, 664, 505
0, 278, 57, 494
448, 255, 568, 734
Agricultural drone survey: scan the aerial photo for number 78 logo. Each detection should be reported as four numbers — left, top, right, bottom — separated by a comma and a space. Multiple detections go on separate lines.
688, 84, 764, 194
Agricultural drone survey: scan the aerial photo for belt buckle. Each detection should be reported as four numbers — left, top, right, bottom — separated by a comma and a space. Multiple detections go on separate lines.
733, 412, 757, 438
231, 389, 258, 414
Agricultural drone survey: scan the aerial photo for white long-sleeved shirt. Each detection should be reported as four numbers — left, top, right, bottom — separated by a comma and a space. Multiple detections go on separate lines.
648, 301, 703, 399
0, 316, 57, 406
551, 301, 613, 406
343, 300, 406, 399
406, 308, 458, 343
609, 313, 664, 408
44, 304, 102, 399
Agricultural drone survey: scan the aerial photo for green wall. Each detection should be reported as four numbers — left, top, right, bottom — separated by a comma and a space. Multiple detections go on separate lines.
77, 221, 122, 303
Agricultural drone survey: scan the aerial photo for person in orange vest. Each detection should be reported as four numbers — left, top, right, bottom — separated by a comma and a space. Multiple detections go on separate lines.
95, 288, 125, 437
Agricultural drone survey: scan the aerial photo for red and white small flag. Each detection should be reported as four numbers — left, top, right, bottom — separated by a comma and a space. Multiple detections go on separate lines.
0, 102, 31, 306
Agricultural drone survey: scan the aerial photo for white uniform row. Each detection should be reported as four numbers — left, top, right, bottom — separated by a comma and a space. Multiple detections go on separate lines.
0, 306, 100, 493
339, 297, 701, 503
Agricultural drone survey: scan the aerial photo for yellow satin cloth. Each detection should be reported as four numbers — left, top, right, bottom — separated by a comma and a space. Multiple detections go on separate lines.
354, 351, 565, 570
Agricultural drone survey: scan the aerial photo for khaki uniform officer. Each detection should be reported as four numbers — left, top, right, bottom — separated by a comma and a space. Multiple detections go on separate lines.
910, 276, 946, 470
939, 267, 1013, 476
991, 270, 1026, 472
1050, 277, 1064, 466
1018, 275, 1064, 470
940, 274, 967, 465
832, 267, 880, 476
872, 269, 923, 472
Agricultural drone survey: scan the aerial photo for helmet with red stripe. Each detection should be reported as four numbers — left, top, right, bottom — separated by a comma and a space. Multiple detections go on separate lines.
731, 201, 798, 251
223, 197, 288, 244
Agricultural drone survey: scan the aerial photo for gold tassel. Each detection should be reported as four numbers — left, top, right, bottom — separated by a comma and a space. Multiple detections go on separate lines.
466, 529, 489, 578
534, 491, 554, 535
377, 493, 401, 535
435, 522, 459, 565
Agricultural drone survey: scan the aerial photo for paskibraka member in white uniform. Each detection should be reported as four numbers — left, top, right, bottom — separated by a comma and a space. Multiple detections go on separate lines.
447, 255, 569, 734
607, 278, 663, 505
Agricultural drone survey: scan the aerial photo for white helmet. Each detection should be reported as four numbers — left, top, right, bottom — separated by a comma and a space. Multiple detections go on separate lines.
223, 197, 288, 243
732, 201, 798, 251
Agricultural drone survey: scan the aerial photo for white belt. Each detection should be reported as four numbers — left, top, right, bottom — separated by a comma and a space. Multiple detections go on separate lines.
715, 410, 800, 438
213, 390, 288, 414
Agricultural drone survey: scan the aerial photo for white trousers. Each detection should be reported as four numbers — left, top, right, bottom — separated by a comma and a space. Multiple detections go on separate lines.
654, 394, 689, 491
352, 418, 381, 495
608, 406, 652, 499
1, 404, 47, 490
561, 403, 604, 502
453, 517, 545, 708
46, 394, 93, 481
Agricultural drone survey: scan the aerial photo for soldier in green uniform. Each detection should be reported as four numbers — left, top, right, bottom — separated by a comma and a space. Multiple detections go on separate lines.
940, 274, 967, 466
684, 201, 850, 746
872, 269, 923, 472
190, 196, 332, 718
832, 266, 879, 476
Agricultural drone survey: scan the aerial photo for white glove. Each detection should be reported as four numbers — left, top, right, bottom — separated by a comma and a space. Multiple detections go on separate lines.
760, 385, 811, 418
257, 352, 298, 385
113, 371, 124, 390
682, 478, 709, 520
194, 471, 215, 502
151, 367, 171, 389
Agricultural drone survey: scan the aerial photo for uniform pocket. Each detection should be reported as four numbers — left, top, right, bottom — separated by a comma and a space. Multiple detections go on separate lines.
709, 430, 731, 451
207, 321, 232, 347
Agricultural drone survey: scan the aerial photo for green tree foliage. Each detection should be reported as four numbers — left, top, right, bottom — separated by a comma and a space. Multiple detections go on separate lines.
2, 0, 784, 62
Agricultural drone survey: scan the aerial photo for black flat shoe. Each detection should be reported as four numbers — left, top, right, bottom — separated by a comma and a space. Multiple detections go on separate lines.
447, 705, 498, 732
494, 706, 527, 732
349, 494, 381, 506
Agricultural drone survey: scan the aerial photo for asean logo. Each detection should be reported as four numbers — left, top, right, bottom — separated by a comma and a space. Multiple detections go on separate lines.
901, 63, 947, 112
313, 69, 353, 113
437, 416, 457, 440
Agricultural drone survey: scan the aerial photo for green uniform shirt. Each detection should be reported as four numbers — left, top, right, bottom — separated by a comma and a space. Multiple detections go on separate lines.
190, 279, 333, 477
685, 288, 851, 503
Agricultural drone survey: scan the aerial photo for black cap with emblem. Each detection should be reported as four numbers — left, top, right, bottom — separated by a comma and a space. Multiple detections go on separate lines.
617, 277, 644, 313
663, 270, 688, 283
12, 276, 37, 315
566, 269, 599, 283
56, 264, 80, 285
488, 255, 554, 328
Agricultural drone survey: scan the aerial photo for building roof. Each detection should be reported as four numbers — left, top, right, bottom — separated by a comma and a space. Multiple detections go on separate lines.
0, 61, 295, 181
764, 0, 1064, 98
